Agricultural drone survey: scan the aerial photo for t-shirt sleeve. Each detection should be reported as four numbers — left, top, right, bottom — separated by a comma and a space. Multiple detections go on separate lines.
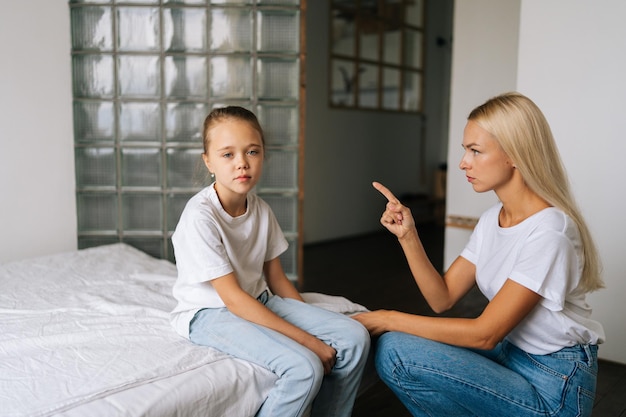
264, 207, 289, 262
460, 209, 492, 265
508, 229, 580, 311
173, 215, 233, 284
460, 227, 480, 265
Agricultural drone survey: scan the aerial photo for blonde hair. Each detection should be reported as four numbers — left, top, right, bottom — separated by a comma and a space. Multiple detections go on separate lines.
468, 92, 604, 293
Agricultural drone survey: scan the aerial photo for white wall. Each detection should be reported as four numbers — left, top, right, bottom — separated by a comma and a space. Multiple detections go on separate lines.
516, 0, 626, 364
444, 0, 521, 268
446, 0, 626, 363
0, 2, 76, 262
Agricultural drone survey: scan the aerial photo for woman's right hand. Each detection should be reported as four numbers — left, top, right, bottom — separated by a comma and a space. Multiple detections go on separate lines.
373, 181, 415, 239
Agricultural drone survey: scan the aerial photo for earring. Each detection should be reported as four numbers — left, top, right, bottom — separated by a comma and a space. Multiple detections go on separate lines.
210, 172, 215, 179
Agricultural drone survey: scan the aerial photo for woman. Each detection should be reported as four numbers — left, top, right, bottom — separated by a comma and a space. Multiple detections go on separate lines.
353, 92, 605, 417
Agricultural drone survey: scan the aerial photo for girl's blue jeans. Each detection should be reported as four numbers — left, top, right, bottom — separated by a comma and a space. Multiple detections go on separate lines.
189, 293, 370, 417
375, 332, 598, 417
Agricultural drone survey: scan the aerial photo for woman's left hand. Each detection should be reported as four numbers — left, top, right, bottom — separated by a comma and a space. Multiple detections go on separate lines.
352, 310, 391, 337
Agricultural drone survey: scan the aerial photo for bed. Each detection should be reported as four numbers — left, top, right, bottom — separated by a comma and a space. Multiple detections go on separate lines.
0, 243, 374, 417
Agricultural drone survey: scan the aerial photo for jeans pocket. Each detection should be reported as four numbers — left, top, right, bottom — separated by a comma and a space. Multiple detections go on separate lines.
576, 386, 595, 417
520, 351, 593, 414
559, 362, 597, 417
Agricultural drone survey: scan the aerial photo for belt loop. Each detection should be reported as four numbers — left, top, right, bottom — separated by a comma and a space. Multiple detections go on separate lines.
582, 344, 593, 367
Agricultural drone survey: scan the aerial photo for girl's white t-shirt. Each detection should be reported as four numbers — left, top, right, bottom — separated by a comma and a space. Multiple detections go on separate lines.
170, 184, 288, 338
461, 203, 605, 355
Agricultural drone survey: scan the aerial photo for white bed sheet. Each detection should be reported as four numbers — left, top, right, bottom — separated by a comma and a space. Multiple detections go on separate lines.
0, 243, 371, 417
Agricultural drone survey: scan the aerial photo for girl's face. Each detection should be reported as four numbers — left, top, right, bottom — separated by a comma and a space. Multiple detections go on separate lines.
459, 120, 516, 194
202, 119, 264, 198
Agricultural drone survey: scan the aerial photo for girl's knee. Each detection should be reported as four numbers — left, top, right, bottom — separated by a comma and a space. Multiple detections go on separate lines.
288, 353, 325, 386
330, 321, 370, 376
340, 320, 371, 359
263, 355, 324, 414
350, 319, 371, 349
272, 354, 324, 407
294, 358, 325, 398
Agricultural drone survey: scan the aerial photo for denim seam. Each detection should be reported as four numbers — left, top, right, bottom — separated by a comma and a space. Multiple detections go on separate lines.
577, 386, 595, 417
390, 363, 434, 417
392, 363, 547, 415
523, 351, 570, 380
191, 309, 318, 417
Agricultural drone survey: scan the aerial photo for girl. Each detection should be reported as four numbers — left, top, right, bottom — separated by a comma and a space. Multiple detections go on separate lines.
353, 92, 605, 417
170, 106, 370, 417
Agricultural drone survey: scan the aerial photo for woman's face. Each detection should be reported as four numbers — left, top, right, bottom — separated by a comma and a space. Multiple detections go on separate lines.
459, 120, 516, 194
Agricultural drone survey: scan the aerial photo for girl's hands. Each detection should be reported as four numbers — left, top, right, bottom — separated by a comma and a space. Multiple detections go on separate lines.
306, 338, 337, 375
262, 258, 336, 373
213, 273, 337, 373
373, 182, 415, 239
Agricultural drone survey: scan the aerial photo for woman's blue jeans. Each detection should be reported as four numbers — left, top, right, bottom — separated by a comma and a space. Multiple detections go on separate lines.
375, 332, 598, 417
189, 294, 370, 417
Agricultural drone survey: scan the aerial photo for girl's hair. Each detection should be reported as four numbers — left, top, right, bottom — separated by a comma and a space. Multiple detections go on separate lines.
202, 106, 265, 154
468, 92, 603, 293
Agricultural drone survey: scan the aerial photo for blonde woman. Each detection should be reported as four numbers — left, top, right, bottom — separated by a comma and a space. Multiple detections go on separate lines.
354, 92, 605, 417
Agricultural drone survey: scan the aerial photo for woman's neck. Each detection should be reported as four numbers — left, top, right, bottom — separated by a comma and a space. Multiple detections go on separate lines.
497, 187, 550, 228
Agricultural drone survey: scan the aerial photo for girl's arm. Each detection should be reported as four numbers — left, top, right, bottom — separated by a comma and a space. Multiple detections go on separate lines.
353, 278, 541, 350
211, 272, 337, 374
263, 256, 303, 301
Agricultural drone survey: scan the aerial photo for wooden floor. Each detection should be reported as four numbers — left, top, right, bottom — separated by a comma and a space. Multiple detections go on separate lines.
301, 222, 626, 417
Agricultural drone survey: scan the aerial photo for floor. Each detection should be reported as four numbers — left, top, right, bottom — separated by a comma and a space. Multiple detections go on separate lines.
301, 222, 626, 417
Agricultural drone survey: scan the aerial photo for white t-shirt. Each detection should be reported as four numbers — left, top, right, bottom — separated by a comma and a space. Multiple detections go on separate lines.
170, 184, 288, 338
461, 203, 605, 355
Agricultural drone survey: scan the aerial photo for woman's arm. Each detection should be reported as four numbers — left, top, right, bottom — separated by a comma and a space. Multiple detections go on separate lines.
211, 271, 336, 373
398, 232, 478, 313
373, 182, 476, 312
353, 278, 541, 350
364, 182, 543, 349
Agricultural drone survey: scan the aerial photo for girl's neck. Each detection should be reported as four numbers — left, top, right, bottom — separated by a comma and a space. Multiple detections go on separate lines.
214, 183, 247, 217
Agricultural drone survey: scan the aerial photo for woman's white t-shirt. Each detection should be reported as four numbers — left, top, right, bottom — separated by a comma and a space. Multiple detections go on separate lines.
170, 184, 288, 338
460, 203, 605, 355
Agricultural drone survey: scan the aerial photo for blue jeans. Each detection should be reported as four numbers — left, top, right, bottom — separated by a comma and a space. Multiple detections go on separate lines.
375, 332, 598, 417
189, 293, 370, 417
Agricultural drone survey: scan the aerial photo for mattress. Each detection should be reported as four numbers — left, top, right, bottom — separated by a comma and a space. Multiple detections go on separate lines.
0, 243, 371, 417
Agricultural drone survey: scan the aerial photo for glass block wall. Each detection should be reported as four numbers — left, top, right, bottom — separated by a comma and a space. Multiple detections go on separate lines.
69, 0, 303, 282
